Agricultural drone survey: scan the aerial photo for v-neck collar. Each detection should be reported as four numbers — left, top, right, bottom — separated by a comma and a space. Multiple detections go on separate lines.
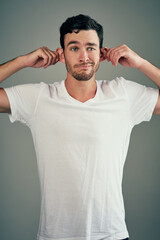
61, 80, 99, 105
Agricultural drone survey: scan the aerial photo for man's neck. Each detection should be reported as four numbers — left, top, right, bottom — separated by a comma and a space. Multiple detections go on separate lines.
65, 75, 97, 103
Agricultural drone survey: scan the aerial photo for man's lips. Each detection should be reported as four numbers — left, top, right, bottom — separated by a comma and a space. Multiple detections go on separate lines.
78, 65, 92, 69
74, 63, 94, 69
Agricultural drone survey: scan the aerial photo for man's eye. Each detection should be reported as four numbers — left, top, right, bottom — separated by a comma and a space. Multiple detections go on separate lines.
88, 47, 95, 51
71, 47, 78, 51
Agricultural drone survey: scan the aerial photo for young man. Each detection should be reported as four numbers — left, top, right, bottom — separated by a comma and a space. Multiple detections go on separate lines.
0, 14, 160, 240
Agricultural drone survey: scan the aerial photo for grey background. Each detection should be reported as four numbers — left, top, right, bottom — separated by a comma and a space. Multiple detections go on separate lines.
0, 0, 160, 239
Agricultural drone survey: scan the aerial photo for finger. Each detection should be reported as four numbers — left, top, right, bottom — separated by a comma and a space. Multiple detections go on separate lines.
45, 48, 59, 65
106, 45, 124, 62
37, 48, 50, 67
106, 47, 115, 62
45, 49, 59, 65
107, 46, 126, 66
51, 51, 59, 65
110, 48, 123, 66
42, 47, 54, 68
42, 47, 59, 68
112, 46, 129, 66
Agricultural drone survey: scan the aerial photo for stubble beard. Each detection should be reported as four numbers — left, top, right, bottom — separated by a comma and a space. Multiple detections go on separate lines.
65, 61, 100, 81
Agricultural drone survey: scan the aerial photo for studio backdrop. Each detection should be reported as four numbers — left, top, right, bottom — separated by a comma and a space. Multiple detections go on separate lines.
0, 0, 160, 240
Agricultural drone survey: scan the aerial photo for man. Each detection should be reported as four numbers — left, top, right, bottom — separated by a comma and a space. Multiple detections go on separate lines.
0, 14, 160, 240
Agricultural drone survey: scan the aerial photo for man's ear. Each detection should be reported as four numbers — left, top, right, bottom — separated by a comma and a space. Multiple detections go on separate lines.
56, 48, 65, 63
100, 47, 108, 62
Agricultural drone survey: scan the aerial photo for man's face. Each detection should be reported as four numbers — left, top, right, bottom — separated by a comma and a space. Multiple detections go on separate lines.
63, 30, 101, 81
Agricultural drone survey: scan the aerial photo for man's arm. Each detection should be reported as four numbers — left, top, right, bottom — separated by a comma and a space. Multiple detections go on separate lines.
104, 44, 160, 115
0, 57, 25, 113
138, 60, 160, 115
0, 89, 11, 113
0, 46, 60, 113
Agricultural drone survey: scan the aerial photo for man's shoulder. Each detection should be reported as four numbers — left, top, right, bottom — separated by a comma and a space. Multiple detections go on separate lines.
99, 76, 126, 86
4, 81, 64, 101
98, 77, 127, 91
14, 80, 63, 93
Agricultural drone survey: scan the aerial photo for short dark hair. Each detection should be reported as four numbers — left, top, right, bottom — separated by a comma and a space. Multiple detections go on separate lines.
59, 14, 103, 50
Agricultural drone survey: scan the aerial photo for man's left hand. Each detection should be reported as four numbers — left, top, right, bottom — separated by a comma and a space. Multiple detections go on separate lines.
103, 44, 144, 68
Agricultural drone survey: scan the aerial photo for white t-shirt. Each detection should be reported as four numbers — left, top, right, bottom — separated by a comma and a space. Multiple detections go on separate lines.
4, 77, 159, 240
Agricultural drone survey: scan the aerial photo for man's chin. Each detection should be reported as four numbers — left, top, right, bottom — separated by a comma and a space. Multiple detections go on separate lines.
72, 71, 95, 81
74, 75, 93, 81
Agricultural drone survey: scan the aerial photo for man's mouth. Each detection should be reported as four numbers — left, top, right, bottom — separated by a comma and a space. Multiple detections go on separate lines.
78, 65, 92, 69
74, 63, 94, 69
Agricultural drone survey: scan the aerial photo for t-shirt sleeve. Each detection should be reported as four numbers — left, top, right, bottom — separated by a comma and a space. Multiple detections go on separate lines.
120, 77, 159, 126
4, 83, 42, 125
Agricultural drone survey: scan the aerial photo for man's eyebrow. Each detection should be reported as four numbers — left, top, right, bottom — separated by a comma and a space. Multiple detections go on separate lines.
86, 42, 98, 47
67, 41, 79, 47
67, 41, 98, 47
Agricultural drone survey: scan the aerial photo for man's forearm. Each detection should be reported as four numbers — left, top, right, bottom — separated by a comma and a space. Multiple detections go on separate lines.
0, 56, 26, 83
138, 59, 160, 88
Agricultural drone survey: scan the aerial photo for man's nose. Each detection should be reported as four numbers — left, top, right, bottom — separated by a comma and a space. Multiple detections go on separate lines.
79, 50, 89, 62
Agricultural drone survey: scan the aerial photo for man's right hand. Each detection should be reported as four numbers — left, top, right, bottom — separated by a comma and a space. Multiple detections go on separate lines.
0, 46, 60, 113
0, 46, 60, 84
23, 46, 60, 69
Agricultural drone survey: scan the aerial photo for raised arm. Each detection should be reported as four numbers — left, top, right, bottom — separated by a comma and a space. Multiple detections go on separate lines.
102, 44, 160, 115
0, 47, 60, 113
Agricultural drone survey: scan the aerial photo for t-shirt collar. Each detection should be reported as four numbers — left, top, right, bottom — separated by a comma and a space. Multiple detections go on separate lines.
61, 79, 99, 105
